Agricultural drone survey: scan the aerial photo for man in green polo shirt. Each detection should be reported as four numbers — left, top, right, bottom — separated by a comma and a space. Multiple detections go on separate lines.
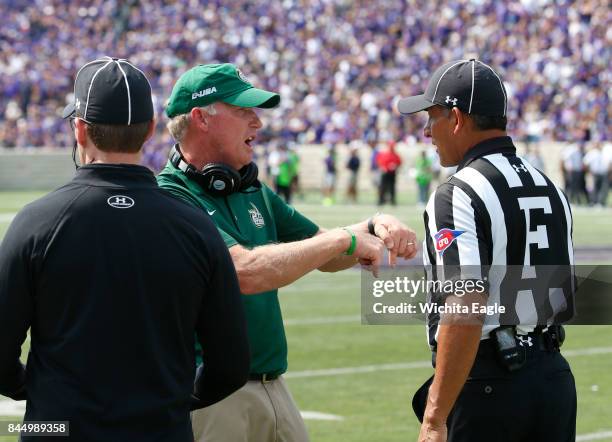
157, 63, 418, 442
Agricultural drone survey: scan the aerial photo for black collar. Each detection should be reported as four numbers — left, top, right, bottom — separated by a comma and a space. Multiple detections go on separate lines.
457, 136, 516, 171
72, 164, 157, 188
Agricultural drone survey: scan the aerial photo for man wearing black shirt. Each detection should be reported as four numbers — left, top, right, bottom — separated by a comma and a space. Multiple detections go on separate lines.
0, 57, 249, 441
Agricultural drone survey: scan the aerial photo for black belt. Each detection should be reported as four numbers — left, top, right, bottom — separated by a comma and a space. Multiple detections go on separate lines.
432, 327, 564, 368
248, 373, 279, 383
479, 332, 553, 354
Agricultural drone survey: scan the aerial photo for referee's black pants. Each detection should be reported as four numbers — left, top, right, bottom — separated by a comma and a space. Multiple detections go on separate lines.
413, 339, 576, 442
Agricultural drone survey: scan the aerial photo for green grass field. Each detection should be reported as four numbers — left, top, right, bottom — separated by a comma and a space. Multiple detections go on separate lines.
0, 190, 611, 441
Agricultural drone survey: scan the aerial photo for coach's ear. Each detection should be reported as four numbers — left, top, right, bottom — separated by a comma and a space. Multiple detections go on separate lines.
191, 107, 210, 133
74, 118, 89, 147
451, 107, 467, 135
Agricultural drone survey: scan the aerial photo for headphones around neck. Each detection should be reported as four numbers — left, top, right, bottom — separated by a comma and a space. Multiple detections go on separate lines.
169, 144, 260, 197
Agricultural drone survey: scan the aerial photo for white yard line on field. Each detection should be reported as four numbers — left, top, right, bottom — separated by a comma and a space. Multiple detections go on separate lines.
0, 400, 25, 416
284, 315, 361, 326
286, 346, 612, 379
564, 346, 612, 357
576, 431, 612, 441
0, 213, 16, 223
286, 360, 432, 379
300, 411, 344, 421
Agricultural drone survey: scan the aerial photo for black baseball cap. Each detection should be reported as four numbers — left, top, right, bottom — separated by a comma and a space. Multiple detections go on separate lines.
62, 56, 154, 125
398, 59, 507, 117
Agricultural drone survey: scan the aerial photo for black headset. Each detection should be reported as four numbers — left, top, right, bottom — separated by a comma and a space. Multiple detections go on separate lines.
169, 144, 260, 197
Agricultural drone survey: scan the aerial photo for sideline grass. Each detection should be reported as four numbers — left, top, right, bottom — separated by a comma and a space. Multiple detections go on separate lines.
1, 190, 611, 246
0, 191, 611, 442
281, 271, 612, 441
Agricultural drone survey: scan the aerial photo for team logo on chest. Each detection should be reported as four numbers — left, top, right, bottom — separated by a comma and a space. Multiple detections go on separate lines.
433, 228, 464, 255
248, 203, 265, 228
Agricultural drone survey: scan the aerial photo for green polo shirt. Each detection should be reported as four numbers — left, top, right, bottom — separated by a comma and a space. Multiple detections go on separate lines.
157, 161, 319, 375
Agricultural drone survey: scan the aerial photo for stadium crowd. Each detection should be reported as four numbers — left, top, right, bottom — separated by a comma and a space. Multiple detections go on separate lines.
0, 0, 609, 173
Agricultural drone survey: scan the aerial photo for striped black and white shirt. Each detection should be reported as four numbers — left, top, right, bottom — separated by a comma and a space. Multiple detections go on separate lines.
423, 136, 575, 348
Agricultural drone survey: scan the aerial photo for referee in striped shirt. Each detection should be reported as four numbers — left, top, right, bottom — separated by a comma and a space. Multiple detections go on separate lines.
399, 59, 576, 442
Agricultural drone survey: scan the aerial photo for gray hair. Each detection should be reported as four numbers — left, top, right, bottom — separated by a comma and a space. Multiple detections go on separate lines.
166, 104, 217, 142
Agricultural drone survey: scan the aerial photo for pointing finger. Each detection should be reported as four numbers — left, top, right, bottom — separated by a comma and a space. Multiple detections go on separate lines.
374, 223, 394, 250
388, 249, 397, 267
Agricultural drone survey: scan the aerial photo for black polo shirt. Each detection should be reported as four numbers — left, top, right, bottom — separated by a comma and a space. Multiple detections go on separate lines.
0, 164, 249, 441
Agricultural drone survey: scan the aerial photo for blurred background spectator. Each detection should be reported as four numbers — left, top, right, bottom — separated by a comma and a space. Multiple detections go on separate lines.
524, 145, 545, 172
346, 146, 361, 203
288, 146, 302, 201
377, 140, 402, 206
0, 0, 609, 175
323, 145, 337, 205
273, 145, 296, 203
583, 142, 610, 207
415, 150, 433, 207
561, 143, 587, 204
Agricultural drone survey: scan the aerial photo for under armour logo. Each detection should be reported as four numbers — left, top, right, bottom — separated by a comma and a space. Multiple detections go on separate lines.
75, 98, 81, 110
107, 195, 135, 209
517, 336, 533, 347
512, 163, 528, 173
445, 96, 458, 106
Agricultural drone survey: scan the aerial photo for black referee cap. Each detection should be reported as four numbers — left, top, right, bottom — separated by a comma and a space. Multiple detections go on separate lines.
62, 57, 154, 125
398, 59, 507, 117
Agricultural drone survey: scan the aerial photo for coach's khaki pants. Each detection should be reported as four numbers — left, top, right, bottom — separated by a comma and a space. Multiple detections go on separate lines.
191, 376, 309, 442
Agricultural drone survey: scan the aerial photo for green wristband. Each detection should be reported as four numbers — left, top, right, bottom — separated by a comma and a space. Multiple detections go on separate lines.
342, 228, 357, 256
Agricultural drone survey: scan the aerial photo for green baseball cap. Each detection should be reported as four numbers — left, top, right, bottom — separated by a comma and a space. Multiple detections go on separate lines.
165, 63, 280, 118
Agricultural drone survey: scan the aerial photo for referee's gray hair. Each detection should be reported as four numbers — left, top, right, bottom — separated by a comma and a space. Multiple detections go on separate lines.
166, 104, 217, 142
